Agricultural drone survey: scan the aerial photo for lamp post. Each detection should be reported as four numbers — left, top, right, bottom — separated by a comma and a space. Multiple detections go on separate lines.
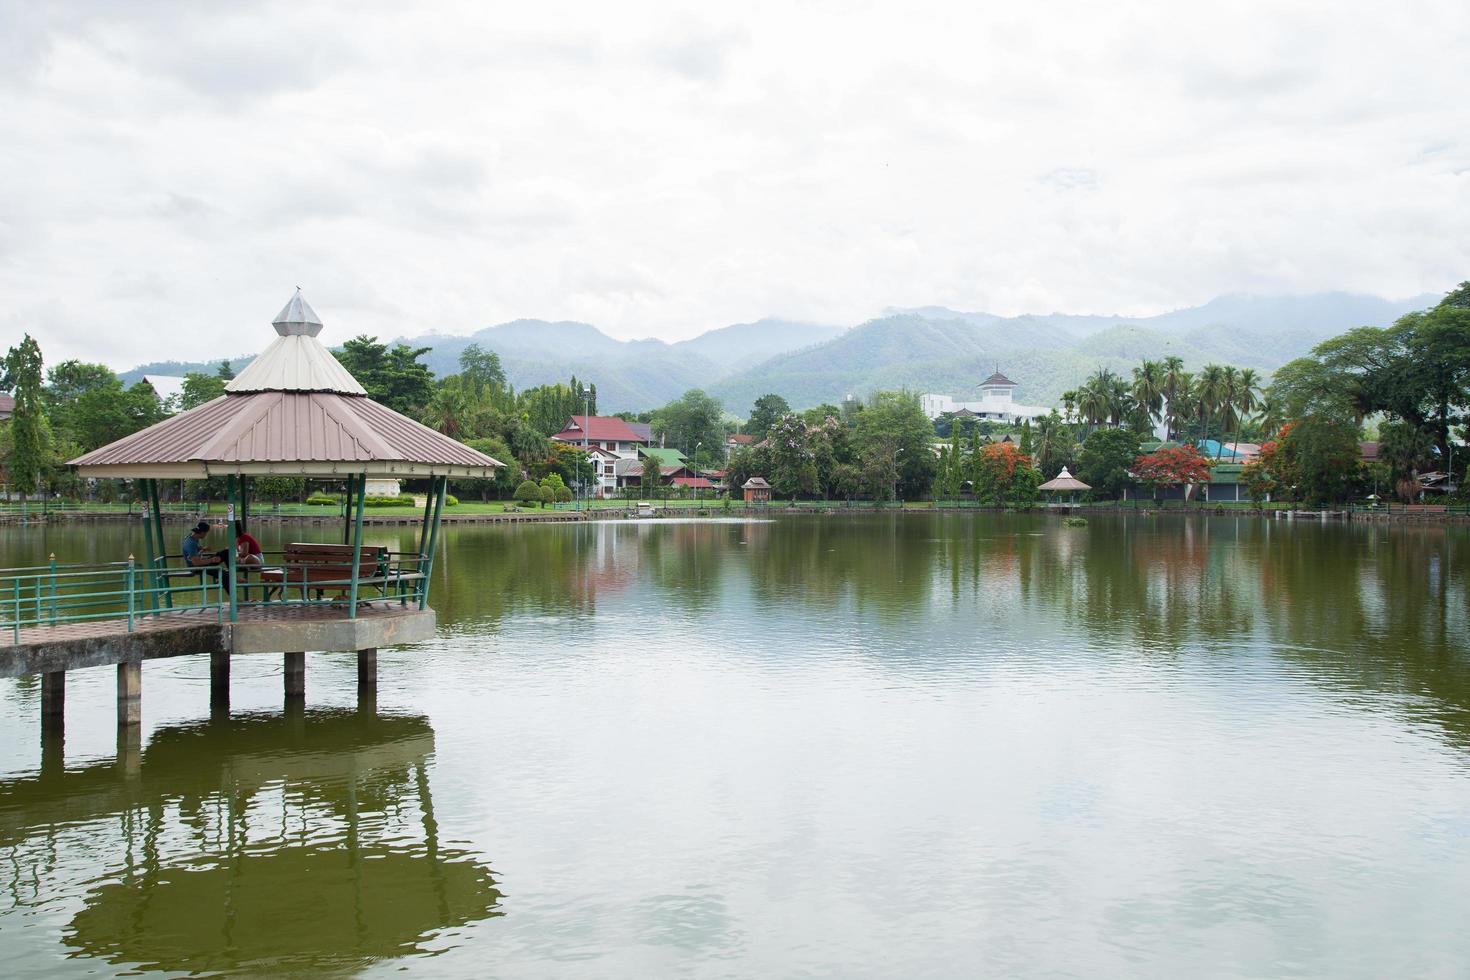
579, 386, 592, 511
892, 447, 905, 507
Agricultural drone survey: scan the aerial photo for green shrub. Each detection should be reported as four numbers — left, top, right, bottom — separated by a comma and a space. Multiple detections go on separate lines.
444, 494, 458, 506
305, 494, 338, 506
513, 480, 541, 505
555, 486, 572, 503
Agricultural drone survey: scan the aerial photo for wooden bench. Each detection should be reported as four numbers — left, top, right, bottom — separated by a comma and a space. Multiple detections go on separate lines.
259, 543, 392, 602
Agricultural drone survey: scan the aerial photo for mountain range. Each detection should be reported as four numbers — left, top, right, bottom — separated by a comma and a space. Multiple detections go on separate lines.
121, 291, 1437, 417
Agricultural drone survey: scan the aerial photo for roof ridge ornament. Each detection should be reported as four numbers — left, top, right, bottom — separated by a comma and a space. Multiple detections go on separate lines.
272, 287, 324, 337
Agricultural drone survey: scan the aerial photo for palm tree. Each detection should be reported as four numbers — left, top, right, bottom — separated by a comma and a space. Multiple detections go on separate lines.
1107, 374, 1132, 427
1161, 356, 1188, 439
421, 384, 472, 438
1132, 360, 1165, 431
1077, 371, 1113, 428
1219, 366, 1241, 455
1061, 389, 1078, 423
1034, 411, 1065, 475
1194, 364, 1229, 453
1232, 368, 1263, 441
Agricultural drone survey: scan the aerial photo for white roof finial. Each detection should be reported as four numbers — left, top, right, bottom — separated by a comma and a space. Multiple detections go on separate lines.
225, 290, 366, 395
271, 288, 324, 337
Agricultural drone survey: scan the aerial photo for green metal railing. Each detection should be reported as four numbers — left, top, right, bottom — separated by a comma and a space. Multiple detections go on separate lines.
1, 557, 225, 644
0, 550, 432, 644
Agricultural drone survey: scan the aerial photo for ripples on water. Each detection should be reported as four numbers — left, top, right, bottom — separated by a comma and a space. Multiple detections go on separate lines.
1, 513, 1469, 977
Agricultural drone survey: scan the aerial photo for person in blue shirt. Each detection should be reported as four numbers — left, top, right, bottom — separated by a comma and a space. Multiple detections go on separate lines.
182, 521, 231, 593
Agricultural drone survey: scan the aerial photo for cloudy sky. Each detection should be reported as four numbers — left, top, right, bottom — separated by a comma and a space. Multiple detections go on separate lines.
1, 1, 1467, 368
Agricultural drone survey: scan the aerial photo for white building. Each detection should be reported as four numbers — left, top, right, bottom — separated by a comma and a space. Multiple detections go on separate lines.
550, 415, 654, 497
920, 370, 1050, 423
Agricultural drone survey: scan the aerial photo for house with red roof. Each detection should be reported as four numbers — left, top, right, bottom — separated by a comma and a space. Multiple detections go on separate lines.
551, 415, 653, 497
725, 433, 756, 457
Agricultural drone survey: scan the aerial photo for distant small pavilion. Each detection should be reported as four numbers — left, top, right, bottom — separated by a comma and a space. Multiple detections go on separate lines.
1038, 466, 1090, 505
742, 477, 772, 503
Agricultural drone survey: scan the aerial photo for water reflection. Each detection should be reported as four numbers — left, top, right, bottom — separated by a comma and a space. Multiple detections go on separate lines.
0, 709, 501, 976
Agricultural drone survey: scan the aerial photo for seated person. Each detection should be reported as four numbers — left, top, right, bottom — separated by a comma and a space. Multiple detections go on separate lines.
234, 520, 263, 567
182, 520, 231, 593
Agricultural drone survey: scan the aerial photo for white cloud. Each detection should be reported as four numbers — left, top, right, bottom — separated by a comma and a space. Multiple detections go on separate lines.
0, 0, 1466, 369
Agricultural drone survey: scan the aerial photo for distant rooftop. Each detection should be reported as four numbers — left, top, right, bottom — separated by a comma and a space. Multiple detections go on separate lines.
552, 415, 651, 444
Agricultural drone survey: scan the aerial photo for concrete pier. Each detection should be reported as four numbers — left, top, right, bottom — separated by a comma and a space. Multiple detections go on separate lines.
41, 672, 65, 774
2, 604, 435, 753
284, 651, 305, 700
117, 662, 141, 727
358, 648, 377, 692
209, 652, 230, 723
116, 662, 142, 775
41, 671, 65, 726
357, 648, 378, 715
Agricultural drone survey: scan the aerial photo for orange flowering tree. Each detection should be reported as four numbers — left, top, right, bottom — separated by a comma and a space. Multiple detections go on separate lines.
1133, 444, 1213, 500
971, 442, 1042, 507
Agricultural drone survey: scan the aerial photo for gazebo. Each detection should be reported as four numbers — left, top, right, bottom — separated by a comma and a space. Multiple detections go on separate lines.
1038, 465, 1090, 506
70, 290, 503, 625
742, 477, 772, 503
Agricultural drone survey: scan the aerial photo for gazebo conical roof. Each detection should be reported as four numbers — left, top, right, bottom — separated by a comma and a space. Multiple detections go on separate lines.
1038, 466, 1090, 492
71, 291, 503, 479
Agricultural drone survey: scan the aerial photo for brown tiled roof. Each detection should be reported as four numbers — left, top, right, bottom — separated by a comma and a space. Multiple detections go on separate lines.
1359, 441, 1380, 461
0, 393, 13, 418
726, 434, 756, 444
742, 477, 771, 489
71, 391, 502, 479
981, 370, 1016, 387
552, 415, 650, 444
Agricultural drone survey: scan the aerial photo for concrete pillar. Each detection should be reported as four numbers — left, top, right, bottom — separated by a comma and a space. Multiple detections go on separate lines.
41, 671, 64, 725
210, 651, 230, 723
117, 722, 141, 775
117, 662, 142, 776
357, 648, 378, 715
117, 661, 141, 727
357, 648, 377, 691
41, 671, 65, 775
284, 651, 305, 700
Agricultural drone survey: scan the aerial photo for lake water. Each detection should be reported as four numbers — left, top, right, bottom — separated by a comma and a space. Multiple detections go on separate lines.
2, 514, 1469, 978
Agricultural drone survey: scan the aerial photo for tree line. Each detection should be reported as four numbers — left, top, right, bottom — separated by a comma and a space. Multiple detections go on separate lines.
4, 281, 1467, 507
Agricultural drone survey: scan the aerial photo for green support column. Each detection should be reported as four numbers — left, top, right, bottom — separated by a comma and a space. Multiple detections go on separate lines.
239, 475, 250, 533
347, 472, 367, 619
419, 476, 447, 609
342, 474, 356, 545
139, 480, 159, 614
417, 482, 434, 562
226, 474, 240, 622
147, 478, 172, 609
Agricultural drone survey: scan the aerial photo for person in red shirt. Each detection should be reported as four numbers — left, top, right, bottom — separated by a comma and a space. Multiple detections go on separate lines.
234, 521, 263, 568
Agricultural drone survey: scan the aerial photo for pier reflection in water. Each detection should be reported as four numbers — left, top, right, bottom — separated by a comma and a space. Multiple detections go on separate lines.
0, 708, 501, 976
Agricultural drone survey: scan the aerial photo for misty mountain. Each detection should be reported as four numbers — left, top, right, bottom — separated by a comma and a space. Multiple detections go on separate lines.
119, 291, 1438, 417
708, 292, 1436, 414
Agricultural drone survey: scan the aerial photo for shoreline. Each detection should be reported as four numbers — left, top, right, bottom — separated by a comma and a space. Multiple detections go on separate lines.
5, 505, 1468, 527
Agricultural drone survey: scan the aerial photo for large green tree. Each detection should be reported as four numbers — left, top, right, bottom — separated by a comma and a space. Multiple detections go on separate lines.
744, 394, 790, 439
337, 336, 436, 415
652, 389, 725, 457
852, 391, 936, 499
3, 335, 48, 498
1075, 427, 1139, 500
